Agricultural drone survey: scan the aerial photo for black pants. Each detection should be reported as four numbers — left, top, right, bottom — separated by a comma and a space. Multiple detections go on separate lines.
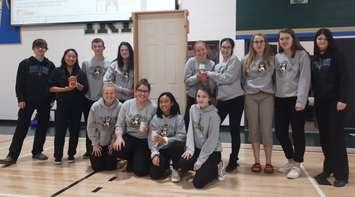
83, 98, 95, 154
115, 134, 151, 177
275, 97, 305, 162
150, 141, 185, 180
184, 95, 196, 130
54, 103, 82, 160
217, 95, 244, 163
8, 101, 50, 160
177, 149, 221, 189
315, 99, 349, 181
90, 145, 117, 172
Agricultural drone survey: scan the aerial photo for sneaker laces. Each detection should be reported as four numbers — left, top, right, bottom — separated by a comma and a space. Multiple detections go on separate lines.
218, 161, 225, 180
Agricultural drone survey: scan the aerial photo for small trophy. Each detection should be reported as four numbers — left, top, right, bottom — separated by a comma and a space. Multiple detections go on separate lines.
68, 76, 77, 88
198, 63, 206, 73
139, 121, 148, 133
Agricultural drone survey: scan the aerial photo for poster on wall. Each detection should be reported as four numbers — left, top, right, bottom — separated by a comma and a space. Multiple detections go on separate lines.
0, 0, 21, 44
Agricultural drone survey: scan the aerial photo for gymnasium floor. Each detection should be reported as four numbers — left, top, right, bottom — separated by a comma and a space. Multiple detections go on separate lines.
0, 125, 354, 197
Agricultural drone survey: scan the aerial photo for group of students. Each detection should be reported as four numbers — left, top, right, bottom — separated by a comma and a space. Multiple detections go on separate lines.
183, 28, 349, 187
0, 27, 349, 188
1, 38, 135, 164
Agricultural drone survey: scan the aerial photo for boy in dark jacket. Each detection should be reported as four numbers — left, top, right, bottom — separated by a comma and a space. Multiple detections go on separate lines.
1, 39, 55, 165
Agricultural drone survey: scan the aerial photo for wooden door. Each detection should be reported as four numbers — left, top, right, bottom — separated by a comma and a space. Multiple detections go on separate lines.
133, 10, 188, 111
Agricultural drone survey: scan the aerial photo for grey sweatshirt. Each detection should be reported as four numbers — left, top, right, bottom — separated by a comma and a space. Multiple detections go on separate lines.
87, 98, 122, 146
186, 104, 222, 167
207, 55, 244, 101
242, 56, 275, 95
148, 114, 186, 158
115, 98, 156, 139
184, 57, 216, 97
103, 61, 134, 101
82, 57, 110, 101
275, 50, 311, 108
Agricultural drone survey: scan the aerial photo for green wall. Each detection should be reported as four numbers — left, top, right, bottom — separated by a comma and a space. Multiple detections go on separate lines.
236, 0, 355, 31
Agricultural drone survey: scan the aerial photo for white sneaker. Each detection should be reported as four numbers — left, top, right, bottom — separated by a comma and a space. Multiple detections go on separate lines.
287, 166, 302, 179
217, 161, 225, 181
171, 168, 181, 183
278, 162, 293, 173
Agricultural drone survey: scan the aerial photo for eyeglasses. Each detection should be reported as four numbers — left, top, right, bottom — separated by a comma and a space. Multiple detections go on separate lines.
221, 46, 232, 49
136, 89, 149, 93
253, 40, 265, 44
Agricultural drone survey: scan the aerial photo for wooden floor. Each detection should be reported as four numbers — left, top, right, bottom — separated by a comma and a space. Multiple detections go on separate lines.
0, 135, 354, 197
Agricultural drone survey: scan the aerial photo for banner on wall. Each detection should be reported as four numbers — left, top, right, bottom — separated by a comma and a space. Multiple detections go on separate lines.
0, 0, 21, 44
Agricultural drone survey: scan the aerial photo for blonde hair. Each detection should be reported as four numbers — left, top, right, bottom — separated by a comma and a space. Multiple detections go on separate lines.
244, 33, 273, 73
102, 82, 117, 94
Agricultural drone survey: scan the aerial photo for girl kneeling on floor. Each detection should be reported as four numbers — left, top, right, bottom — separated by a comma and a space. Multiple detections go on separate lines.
112, 79, 156, 177
148, 92, 186, 182
177, 85, 223, 189
87, 82, 122, 171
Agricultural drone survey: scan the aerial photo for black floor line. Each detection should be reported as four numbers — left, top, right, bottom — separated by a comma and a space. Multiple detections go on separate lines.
0, 162, 15, 168
51, 171, 96, 197
108, 176, 117, 181
92, 187, 103, 193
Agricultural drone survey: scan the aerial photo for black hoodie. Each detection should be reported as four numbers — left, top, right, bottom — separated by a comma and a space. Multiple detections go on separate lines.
311, 50, 348, 103
48, 64, 88, 106
15, 56, 55, 103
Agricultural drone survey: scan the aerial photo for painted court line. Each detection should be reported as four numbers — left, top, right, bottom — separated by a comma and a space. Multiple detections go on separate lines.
301, 164, 326, 197
51, 171, 96, 197
90, 176, 118, 193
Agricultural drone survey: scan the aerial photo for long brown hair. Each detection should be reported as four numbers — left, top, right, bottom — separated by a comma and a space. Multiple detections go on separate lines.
244, 33, 273, 73
313, 28, 335, 58
278, 28, 305, 58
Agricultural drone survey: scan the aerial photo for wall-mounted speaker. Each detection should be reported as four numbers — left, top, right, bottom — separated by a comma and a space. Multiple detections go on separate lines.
290, 0, 309, 4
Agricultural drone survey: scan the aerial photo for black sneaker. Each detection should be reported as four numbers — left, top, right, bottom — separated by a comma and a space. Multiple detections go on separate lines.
225, 161, 239, 172
0, 155, 16, 165
68, 156, 75, 163
314, 173, 331, 185
82, 152, 90, 159
334, 179, 348, 187
32, 153, 48, 160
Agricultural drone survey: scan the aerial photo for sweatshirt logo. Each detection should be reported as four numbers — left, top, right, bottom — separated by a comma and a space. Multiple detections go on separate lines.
257, 61, 266, 72
193, 115, 204, 132
103, 116, 113, 127
315, 58, 332, 70
128, 114, 142, 128
90, 66, 103, 80
158, 124, 169, 137
278, 61, 287, 73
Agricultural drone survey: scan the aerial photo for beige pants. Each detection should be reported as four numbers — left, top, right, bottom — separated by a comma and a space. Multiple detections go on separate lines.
245, 92, 274, 145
